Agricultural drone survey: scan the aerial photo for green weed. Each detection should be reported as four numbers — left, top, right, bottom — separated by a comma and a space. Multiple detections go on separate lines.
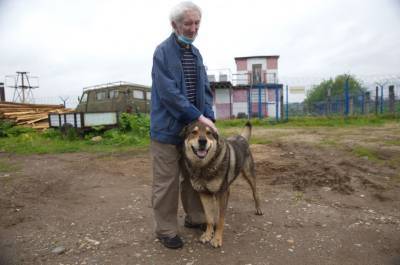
0, 159, 19, 173
319, 139, 338, 147
293, 191, 304, 202
384, 140, 400, 146
0, 113, 150, 154
0, 114, 398, 155
250, 137, 273, 145
351, 146, 380, 161
391, 174, 400, 183
217, 115, 398, 129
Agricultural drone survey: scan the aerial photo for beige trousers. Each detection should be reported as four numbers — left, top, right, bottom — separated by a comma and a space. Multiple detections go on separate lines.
151, 140, 205, 237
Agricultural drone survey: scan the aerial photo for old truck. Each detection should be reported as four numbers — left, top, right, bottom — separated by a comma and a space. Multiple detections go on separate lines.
76, 81, 151, 113
48, 81, 151, 131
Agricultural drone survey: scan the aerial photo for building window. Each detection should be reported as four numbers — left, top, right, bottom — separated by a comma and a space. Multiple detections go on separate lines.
146, 91, 151, 101
133, 90, 144, 99
96, 91, 106, 100
266, 73, 277, 84
80, 92, 88, 103
109, 90, 119, 99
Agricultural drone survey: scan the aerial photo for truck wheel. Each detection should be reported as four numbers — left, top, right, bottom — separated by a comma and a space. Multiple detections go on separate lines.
60, 123, 75, 137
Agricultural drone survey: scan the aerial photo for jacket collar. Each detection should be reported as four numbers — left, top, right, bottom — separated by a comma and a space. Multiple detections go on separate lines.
167, 33, 199, 58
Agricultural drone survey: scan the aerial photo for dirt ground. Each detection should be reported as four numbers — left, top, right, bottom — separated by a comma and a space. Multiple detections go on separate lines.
1, 123, 400, 265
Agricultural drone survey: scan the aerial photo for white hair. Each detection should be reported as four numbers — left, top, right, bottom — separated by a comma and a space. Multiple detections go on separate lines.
169, 1, 202, 24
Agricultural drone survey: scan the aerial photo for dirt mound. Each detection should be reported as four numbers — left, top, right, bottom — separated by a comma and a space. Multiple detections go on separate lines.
256, 160, 354, 194
253, 142, 389, 194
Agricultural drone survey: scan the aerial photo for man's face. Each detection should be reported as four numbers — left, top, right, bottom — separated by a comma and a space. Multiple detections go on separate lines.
173, 10, 201, 40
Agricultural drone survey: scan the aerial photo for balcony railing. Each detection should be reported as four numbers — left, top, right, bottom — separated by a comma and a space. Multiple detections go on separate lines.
231, 72, 279, 86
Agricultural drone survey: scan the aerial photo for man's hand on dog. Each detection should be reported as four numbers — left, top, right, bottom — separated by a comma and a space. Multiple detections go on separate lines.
198, 115, 218, 133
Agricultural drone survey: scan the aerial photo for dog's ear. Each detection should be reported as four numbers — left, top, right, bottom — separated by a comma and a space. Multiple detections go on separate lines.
179, 124, 189, 138
212, 130, 219, 142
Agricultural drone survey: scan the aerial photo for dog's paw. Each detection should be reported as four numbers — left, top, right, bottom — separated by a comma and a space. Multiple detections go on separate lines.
255, 208, 263, 215
199, 231, 213, 243
210, 236, 222, 248
200, 231, 213, 244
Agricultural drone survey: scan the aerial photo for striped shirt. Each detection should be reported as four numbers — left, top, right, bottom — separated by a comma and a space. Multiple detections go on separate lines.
181, 48, 197, 105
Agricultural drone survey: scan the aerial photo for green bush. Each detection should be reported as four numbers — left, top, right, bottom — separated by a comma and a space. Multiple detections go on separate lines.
119, 113, 150, 137
42, 128, 62, 139
102, 128, 141, 145
0, 121, 36, 137
0, 121, 14, 137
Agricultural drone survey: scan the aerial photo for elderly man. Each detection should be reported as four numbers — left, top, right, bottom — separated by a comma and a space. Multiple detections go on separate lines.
150, 1, 216, 249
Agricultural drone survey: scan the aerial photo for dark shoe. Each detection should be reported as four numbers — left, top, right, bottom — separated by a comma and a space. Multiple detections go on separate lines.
184, 219, 207, 231
157, 235, 183, 249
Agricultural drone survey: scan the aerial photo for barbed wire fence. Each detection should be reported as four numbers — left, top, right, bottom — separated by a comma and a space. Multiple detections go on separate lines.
32, 95, 80, 109
16, 73, 400, 118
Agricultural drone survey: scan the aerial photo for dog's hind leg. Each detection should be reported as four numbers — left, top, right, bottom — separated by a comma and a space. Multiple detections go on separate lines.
199, 193, 216, 243
210, 190, 230, 248
241, 154, 263, 215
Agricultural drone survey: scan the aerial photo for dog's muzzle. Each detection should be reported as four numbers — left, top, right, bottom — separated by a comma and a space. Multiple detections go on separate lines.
192, 146, 209, 158
192, 138, 209, 159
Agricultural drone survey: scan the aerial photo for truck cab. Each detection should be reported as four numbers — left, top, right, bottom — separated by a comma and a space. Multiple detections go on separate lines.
76, 81, 151, 114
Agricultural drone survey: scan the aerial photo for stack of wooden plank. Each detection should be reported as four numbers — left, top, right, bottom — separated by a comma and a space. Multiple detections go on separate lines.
0, 101, 73, 130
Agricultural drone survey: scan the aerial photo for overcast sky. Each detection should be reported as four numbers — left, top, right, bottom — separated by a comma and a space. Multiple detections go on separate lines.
1, 0, 399, 105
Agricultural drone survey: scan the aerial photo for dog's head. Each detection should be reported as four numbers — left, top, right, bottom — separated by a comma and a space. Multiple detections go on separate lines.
181, 121, 219, 167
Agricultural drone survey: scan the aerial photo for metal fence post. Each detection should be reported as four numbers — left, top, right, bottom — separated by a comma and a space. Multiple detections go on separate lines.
257, 83, 262, 119
344, 77, 349, 116
326, 87, 331, 116
360, 93, 365, 114
229, 86, 233, 119
380, 84, 384, 114
375, 86, 379, 115
247, 86, 252, 119
280, 86, 284, 120
275, 86, 279, 122
349, 95, 354, 115
389, 85, 395, 114
285, 85, 289, 121
365, 91, 370, 114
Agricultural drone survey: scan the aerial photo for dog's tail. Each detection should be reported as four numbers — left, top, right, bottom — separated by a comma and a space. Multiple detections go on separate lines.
241, 121, 252, 141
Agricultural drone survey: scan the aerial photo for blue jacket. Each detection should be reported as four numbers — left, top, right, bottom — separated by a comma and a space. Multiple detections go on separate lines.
150, 33, 215, 145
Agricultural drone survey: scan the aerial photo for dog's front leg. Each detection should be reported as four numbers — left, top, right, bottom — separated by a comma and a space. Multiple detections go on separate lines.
199, 193, 215, 243
210, 190, 229, 248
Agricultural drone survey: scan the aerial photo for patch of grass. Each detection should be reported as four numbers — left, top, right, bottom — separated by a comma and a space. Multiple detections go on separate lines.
384, 140, 400, 146
319, 139, 338, 147
293, 191, 304, 202
217, 115, 398, 129
0, 159, 19, 173
391, 174, 400, 183
0, 113, 151, 154
275, 116, 390, 127
351, 146, 380, 161
250, 137, 273, 145
0, 134, 83, 154
0, 130, 152, 154
387, 157, 400, 169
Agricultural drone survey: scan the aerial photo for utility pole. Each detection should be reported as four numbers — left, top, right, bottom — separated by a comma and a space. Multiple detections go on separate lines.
6, 72, 39, 103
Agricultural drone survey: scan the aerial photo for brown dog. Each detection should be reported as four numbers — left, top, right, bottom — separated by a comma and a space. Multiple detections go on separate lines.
180, 121, 263, 248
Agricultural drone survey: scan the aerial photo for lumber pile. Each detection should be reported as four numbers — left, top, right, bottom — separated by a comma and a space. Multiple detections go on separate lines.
0, 101, 73, 130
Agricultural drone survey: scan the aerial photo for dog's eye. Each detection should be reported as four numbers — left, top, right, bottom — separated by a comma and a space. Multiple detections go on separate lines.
191, 130, 198, 135
206, 131, 212, 136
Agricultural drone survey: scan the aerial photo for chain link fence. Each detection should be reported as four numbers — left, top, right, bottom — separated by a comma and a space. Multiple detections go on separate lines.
286, 85, 400, 118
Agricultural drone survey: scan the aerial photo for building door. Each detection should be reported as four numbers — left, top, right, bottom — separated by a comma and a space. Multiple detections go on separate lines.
252, 64, 262, 84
